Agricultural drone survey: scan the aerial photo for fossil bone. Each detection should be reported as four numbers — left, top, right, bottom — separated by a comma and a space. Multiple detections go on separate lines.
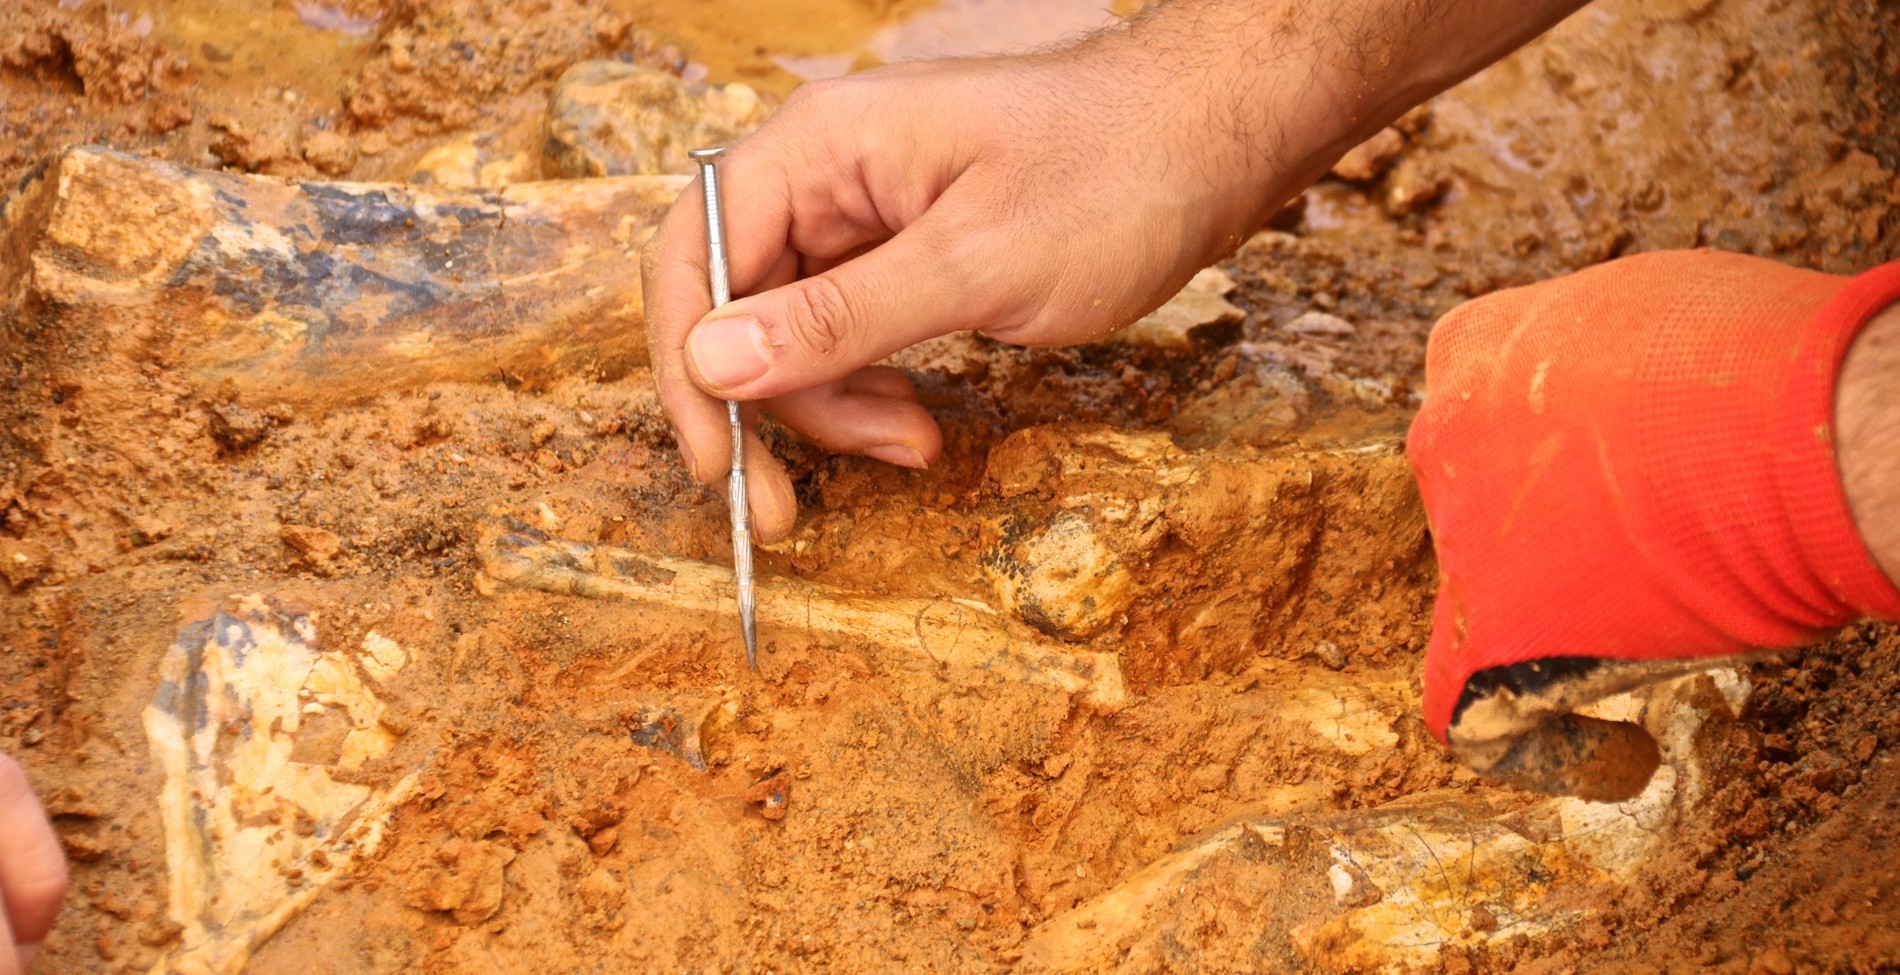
476, 523, 1129, 713
979, 425, 1431, 681
1, 146, 683, 413
141, 597, 418, 975
1019, 667, 1750, 974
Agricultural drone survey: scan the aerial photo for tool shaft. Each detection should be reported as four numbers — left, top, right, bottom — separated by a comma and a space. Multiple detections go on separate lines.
690, 147, 759, 669
700, 158, 732, 307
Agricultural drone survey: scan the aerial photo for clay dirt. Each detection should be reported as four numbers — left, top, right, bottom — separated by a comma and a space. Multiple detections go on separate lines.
2, 0, 1899, 973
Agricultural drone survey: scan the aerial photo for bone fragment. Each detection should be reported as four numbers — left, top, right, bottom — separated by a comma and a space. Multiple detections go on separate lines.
981, 425, 1430, 683
141, 598, 418, 975
1100, 267, 1244, 352
1023, 795, 1586, 975
0, 146, 684, 414
1020, 667, 1750, 974
544, 61, 768, 178
625, 688, 740, 771
477, 524, 1129, 713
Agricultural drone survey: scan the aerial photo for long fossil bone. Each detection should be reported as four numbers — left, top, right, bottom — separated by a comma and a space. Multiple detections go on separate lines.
476, 524, 1130, 713
1, 146, 683, 412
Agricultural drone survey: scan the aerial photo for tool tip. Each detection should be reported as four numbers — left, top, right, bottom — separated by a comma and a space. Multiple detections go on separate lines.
688, 146, 728, 160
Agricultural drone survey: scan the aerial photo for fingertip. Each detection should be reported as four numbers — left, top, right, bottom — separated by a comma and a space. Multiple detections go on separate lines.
670, 430, 699, 481
671, 425, 726, 486
765, 378, 943, 468
657, 381, 735, 485
687, 315, 774, 395
868, 405, 944, 469
864, 444, 929, 470
0, 754, 67, 947
684, 428, 731, 485
912, 414, 945, 465
733, 424, 799, 545
748, 468, 799, 544
861, 412, 943, 470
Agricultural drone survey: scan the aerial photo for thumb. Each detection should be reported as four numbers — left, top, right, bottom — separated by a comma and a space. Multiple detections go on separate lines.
683, 211, 998, 401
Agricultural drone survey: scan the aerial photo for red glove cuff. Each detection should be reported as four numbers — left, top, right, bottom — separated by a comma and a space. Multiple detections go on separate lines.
1771, 260, 1900, 622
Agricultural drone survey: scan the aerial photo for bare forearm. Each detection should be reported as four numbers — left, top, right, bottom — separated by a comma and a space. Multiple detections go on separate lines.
1076, 0, 1592, 228
1839, 302, 1900, 584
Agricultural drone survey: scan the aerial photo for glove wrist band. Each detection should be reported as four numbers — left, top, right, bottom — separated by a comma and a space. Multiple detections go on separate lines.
1770, 259, 1900, 622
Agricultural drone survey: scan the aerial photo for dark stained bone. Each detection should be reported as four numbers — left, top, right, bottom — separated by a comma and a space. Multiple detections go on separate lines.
0, 146, 685, 412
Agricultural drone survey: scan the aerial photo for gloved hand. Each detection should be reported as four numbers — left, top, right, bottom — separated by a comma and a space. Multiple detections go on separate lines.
1407, 250, 1900, 800
0, 753, 66, 975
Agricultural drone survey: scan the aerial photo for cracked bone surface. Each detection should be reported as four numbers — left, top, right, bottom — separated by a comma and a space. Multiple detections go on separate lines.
0, 146, 684, 414
142, 598, 418, 975
477, 524, 1130, 712
980, 425, 1432, 683
1020, 667, 1751, 975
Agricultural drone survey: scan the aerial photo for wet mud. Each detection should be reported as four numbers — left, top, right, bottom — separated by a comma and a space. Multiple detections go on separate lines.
3, 0, 1899, 972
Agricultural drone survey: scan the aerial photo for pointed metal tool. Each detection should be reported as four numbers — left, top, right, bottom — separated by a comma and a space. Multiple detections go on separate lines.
688, 146, 757, 670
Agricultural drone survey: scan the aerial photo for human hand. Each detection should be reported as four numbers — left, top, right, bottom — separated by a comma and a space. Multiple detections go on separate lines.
640, 0, 1600, 541
640, 23, 1350, 540
0, 753, 67, 974
1407, 251, 1900, 801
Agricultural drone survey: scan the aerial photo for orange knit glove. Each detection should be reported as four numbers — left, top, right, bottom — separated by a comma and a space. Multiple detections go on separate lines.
1407, 251, 1900, 799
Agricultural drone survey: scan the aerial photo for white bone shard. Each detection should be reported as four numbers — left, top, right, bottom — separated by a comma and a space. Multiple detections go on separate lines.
142, 602, 417, 975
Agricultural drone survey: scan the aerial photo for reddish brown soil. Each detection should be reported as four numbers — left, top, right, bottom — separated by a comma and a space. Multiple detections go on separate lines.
2, 0, 1898, 973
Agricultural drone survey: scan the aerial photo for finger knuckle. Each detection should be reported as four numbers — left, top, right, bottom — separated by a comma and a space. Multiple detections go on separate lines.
779, 276, 858, 356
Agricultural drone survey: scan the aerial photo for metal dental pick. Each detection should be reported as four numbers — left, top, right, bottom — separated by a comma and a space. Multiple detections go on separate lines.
688, 146, 757, 670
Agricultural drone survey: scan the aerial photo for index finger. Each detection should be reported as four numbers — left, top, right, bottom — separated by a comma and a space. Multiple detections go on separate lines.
641, 174, 731, 484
